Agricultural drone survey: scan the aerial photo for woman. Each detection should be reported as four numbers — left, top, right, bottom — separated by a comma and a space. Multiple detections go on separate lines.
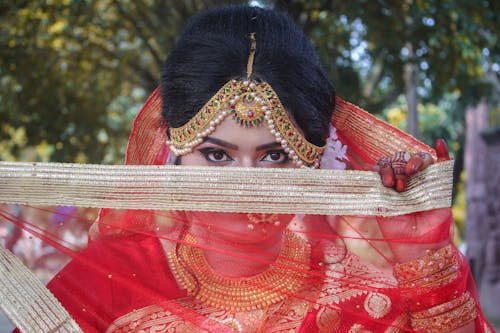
12, 5, 492, 333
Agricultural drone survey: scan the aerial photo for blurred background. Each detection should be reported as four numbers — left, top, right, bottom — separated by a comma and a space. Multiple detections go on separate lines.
1, 0, 499, 330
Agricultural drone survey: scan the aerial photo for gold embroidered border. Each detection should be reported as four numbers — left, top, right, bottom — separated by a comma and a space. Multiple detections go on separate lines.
0, 246, 83, 333
107, 291, 314, 333
106, 303, 213, 333
0, 160, 453, 216
393, 245, 459, 290
384, 313, 409, 333
333, 99, 436, 161
314, 243, 396, 331
410, 292, 477, 333
316, 306, 342, 333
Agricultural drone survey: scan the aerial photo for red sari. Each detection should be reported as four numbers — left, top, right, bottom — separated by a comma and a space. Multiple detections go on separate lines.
48, 233, 411, 332
17, 92, 493, 332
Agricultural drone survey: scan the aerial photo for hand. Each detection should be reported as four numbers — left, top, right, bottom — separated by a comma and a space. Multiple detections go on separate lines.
376, 138, 451, 192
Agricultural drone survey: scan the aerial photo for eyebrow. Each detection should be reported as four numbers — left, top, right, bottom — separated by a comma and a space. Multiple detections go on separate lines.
204, 137, 281, 151
204, 137, 238, 150
255, 142, 281, 151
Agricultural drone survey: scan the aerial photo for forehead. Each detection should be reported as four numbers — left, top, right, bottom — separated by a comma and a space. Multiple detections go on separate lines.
208, 116, 277, 148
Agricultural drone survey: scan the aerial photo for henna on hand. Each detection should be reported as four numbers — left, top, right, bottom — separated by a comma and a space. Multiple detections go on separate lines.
376, 139, 450, 192
377, 156, 395, 188
391, 151, 411, 191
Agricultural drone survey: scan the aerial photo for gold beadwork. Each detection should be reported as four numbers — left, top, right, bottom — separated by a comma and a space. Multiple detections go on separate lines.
167, 231, 311, 312
166, 79, 326, 167
246, 213, 281, 227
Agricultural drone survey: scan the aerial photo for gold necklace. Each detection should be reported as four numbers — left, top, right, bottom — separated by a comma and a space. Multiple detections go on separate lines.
167, 231, 311, 312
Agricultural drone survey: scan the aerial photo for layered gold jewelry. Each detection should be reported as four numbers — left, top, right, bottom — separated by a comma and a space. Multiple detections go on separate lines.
167, 231, 311, 312
166, 32, 326, 167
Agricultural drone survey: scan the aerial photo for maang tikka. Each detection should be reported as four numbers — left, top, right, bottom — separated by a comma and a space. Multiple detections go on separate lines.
166, 33, 326, 168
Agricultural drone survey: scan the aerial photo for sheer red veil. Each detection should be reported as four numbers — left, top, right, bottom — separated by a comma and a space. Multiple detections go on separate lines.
0, 88, 493, 332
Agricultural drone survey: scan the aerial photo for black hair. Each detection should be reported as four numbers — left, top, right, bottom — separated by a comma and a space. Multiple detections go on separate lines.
161, 5, 335, 146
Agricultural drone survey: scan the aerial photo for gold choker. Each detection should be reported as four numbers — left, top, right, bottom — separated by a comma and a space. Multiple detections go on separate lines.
167, 231, 311, 312
166, 79, 326, 168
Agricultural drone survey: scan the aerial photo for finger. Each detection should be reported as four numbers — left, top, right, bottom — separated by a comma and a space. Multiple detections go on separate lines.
377, 157, 395, 188
391, 151, 410, 192
435, 138, 451, 162
416, 151, 434, 170
394, 173, 407, 192
404, 155, 423, 176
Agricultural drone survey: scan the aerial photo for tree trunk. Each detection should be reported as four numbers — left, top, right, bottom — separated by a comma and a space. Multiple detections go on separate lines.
404, 43, 420, 139
465, 102, 500, 325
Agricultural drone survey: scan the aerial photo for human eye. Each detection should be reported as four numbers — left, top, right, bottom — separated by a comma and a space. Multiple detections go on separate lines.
261, 150, 289, 164
198, 147, 233, 163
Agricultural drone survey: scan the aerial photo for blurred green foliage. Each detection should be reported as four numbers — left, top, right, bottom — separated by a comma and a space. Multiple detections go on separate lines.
383, 92, 465, 154
0, 0, 499, 164
0, 0, 240, 163
273, 0, 499, 111
490, 108, 500, 128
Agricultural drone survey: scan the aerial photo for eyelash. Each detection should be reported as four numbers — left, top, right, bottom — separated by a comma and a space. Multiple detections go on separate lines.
197, 148, 289, 164
198, 148, 233, 163
261, 150, 289, 164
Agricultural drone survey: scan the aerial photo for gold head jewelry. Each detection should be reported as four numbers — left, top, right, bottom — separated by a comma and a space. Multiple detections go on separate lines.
246, 32, 256, 78
166, 79, 326, 167
166, 32, 326, 168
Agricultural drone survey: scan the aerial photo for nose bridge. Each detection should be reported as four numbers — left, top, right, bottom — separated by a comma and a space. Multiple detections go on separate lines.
239, 155, 256, 168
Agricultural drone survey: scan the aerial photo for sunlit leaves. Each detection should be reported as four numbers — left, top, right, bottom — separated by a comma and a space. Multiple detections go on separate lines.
275, 0, 499, 111
1, 0, 498, 164
0, 0, 239, 163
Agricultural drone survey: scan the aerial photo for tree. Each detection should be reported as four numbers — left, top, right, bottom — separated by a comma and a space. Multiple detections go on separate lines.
268, 0, 499, 204
272, 0, 499, 110
0, 0, 240, 163
1, 0, 499, 164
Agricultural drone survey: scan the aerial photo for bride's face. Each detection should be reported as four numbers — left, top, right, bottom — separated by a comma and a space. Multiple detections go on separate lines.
179, 116, 296, 244
180, 116, 296, 168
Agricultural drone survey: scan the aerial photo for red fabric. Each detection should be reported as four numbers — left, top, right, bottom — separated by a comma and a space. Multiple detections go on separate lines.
7, 89, 493, 332
45, 235, 185, 332
46, 234, 409, 332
